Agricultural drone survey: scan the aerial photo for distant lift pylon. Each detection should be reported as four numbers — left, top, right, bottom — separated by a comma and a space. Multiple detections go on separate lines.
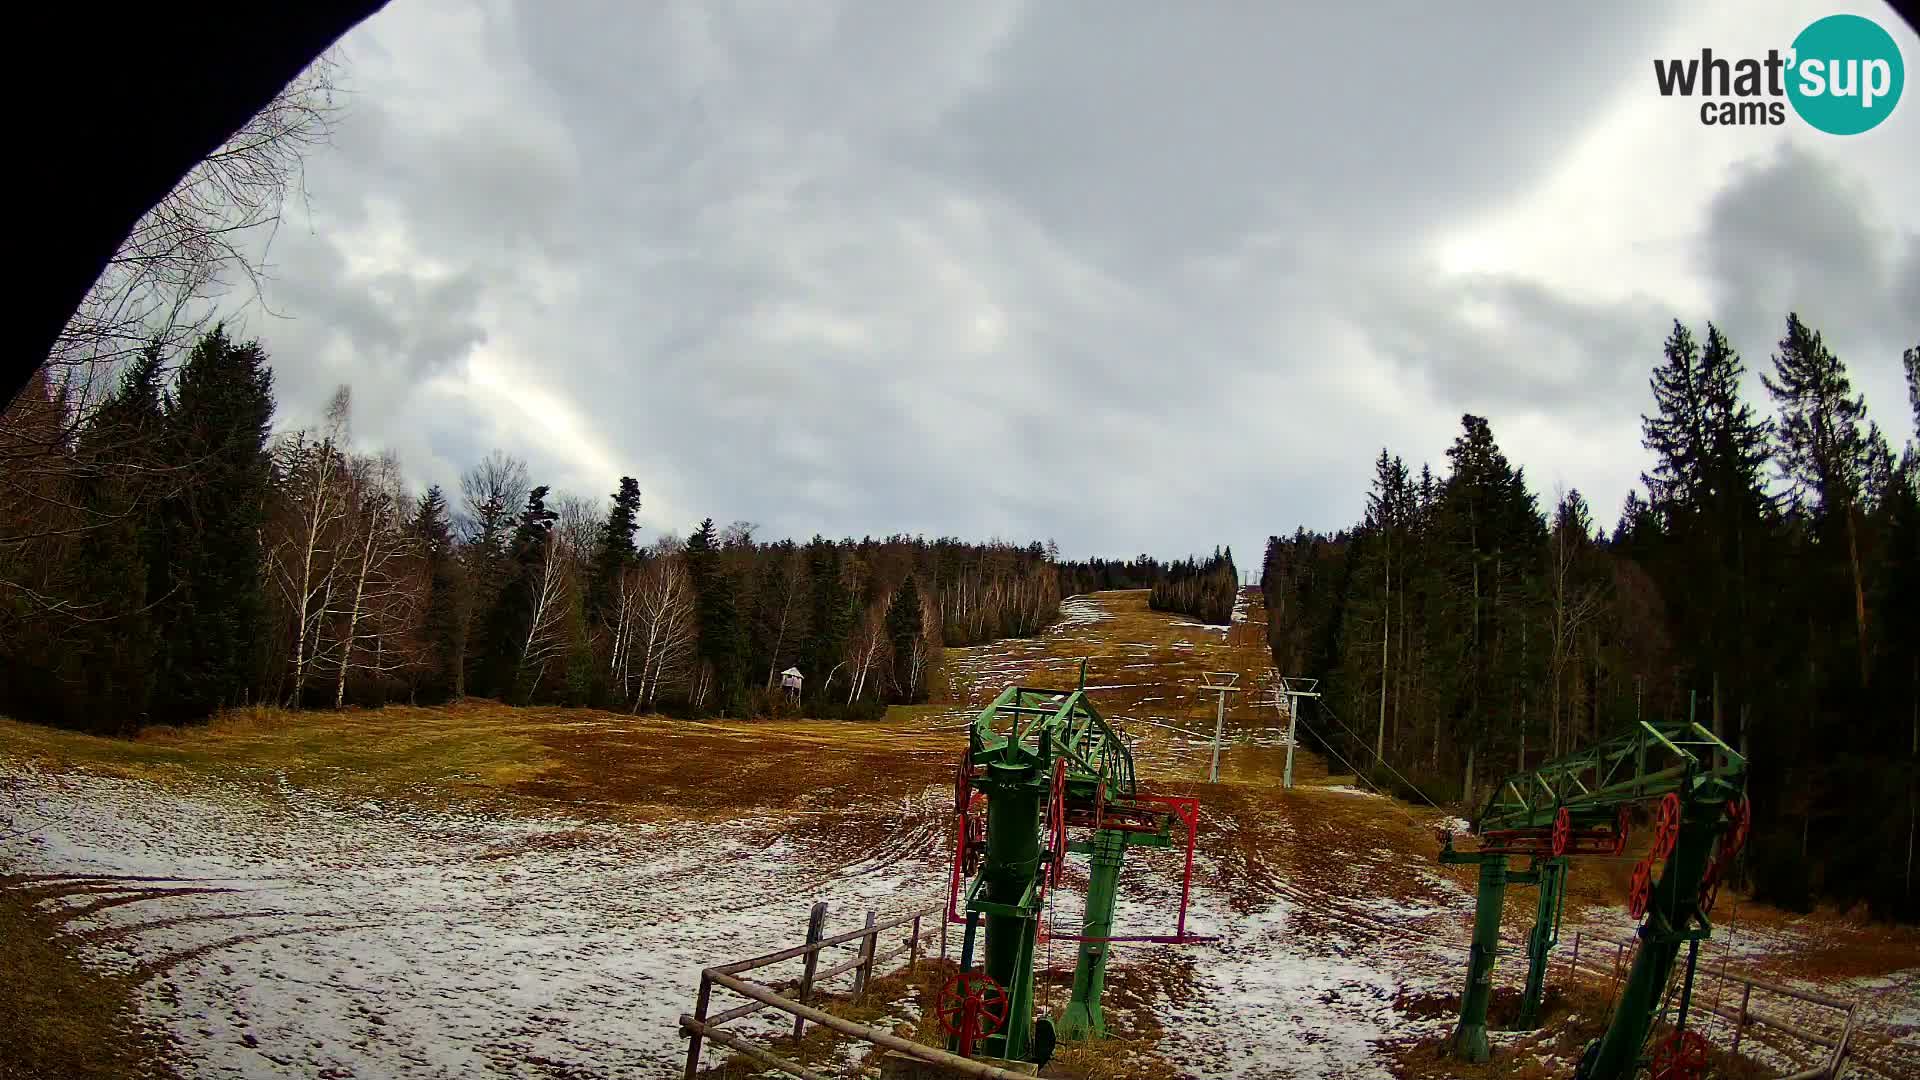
1438, 704, 1749, 1080
945, 660, 1210, 1067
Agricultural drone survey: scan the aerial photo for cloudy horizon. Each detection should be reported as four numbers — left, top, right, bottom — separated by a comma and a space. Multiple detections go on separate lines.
228, 0, 1918, 571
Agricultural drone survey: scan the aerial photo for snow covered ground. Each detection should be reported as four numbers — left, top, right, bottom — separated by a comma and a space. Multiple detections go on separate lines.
2, 766, 946, 1079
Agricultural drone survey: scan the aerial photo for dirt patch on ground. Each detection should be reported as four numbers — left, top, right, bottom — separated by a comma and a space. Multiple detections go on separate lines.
0, 888, 179, 1080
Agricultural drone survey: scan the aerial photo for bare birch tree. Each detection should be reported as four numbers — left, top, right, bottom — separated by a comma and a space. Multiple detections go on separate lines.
44, 57, 343, 420
267, 386, 352, 704
845, 607, 890, 703
329, 452, 421, 707
632, 546, 698, 711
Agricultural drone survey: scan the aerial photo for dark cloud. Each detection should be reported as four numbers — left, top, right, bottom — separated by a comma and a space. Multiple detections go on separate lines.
1701, 143, 1919, 434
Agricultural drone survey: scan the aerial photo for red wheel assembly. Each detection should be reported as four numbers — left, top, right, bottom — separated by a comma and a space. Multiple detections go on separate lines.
1612, 804, 1632, 856
1653, 792, 1682, 862
1698, 857, 1722, 916
1552, 807, 1572, 856
933, 971, 1009, 1058
1649, 1028, 1710, 1080
1722, 796, 1751, 860
1628, 858, 1654, 921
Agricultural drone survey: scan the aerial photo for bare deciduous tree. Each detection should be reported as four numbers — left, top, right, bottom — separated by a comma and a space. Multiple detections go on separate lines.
631, 544, 698, 711
45, 56, 343, 420
267, 386, 352, 704
329, 452, 421, 708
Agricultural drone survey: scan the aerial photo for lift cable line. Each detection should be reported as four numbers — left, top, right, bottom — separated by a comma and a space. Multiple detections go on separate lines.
1310, 697, 1446, 812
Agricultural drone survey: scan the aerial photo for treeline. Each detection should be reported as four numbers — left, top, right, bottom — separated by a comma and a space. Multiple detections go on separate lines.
1055, 547, 1240, 625
1149, 548, 1238, 624
0, 328, 1066, 733
1263, 314, 1919, 920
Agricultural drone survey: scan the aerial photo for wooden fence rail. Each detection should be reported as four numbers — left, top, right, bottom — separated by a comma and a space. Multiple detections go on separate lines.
681, 900, 1015, 1080
1561, 930, 1860, 1080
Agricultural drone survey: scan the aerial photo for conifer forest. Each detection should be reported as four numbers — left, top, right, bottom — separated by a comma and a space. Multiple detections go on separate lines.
0, 328, 1247, 730
1263, 318, 1920, 921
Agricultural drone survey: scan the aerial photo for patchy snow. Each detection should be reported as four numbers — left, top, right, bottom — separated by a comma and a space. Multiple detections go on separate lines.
2, 766, 947, 1080
1167, 622, 1229, 633
1321, 785, 1387, 799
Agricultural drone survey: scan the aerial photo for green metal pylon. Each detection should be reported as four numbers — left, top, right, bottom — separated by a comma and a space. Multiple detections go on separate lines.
1517, 856, 1567, 1029
1579, 814, 1718, 1080
1058, 828, 1128, 1040
968, 760, 1043, 1062
1442, 852, 1509, 1062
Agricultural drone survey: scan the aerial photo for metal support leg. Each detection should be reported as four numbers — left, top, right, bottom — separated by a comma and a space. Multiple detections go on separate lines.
1519, 857, 1566, 1029
1282, 695, 1300, 789
1059, 829, 1128, 1040
1583, 817, 1717, 1080
1451, 856, 1508, 1062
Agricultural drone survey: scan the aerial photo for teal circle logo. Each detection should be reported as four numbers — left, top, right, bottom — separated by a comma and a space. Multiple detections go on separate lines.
1787, 14, 1904, 135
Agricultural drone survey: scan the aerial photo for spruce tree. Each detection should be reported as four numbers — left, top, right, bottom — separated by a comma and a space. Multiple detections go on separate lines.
412, 485, 465, 701
887, 574, 924, 702
585, 477, 641, 624
60, 349, 167, 731
686, 518, 743, 713
1765, 313, 1873, 685
475, 486, 557, 700
148, 327, 275, 721
804, 536, 850, 697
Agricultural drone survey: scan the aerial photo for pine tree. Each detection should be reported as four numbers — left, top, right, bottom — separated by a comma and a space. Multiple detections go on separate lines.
804, 536, 850, 697
887, 574, 925, 702
1765, 313, 1874, 685
148, 327, 276, 721
1640, 321, 1774, 735
58, 349, 167, 731
585, 477, 641, 625
686, 518, 743, 713
474, 486, 558, 700
411, 485, 464, 701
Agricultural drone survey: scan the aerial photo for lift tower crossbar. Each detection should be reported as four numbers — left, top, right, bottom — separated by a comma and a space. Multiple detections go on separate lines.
1438, 713, 1747, 1080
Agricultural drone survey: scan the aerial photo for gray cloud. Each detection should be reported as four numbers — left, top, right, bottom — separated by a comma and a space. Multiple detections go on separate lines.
1701, 144, 1920, 430
239, 0, 1920, 571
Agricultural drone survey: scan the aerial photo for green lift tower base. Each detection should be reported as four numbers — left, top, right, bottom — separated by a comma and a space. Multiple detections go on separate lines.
944, 666, 1207, 1065
1437, 713, 1749, 1080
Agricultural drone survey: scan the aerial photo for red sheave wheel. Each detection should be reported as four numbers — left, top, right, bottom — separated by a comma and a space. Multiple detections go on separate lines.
1649, 1028, 1710, 1080
933, 971, 1009, 1058
1628, 858, 1654, 921
1653, 793, 1682, 862
1612, 804, 1633, 856
1552, 807, 1572, 856
954, 757, 972, 817
1698, 857, 1722, 916
1722, 796, 1751, 860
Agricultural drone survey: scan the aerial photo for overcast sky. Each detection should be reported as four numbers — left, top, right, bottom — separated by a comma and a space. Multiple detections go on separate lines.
240, 1, 1920, 572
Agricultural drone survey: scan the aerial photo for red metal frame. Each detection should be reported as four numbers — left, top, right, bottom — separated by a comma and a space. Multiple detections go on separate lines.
1043, 793, 1216, 946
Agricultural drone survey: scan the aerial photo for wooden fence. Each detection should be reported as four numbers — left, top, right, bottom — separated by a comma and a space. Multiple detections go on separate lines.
679, 901, 1036, 1080
1562, 930, 1862, 1080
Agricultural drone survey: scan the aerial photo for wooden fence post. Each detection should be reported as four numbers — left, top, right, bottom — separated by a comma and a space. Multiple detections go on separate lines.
791, 901, 829, 1043
853, 910, 878, 996
1731, 981, 1752, 1055
684, 971, 713, 1080
1827, 1004, 1855, 1078
1568, 932, 1581, 982
910, 914, 923, 973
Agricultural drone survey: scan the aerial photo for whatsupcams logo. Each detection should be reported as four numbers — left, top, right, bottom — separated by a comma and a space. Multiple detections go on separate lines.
1654, 13, 1904, 133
